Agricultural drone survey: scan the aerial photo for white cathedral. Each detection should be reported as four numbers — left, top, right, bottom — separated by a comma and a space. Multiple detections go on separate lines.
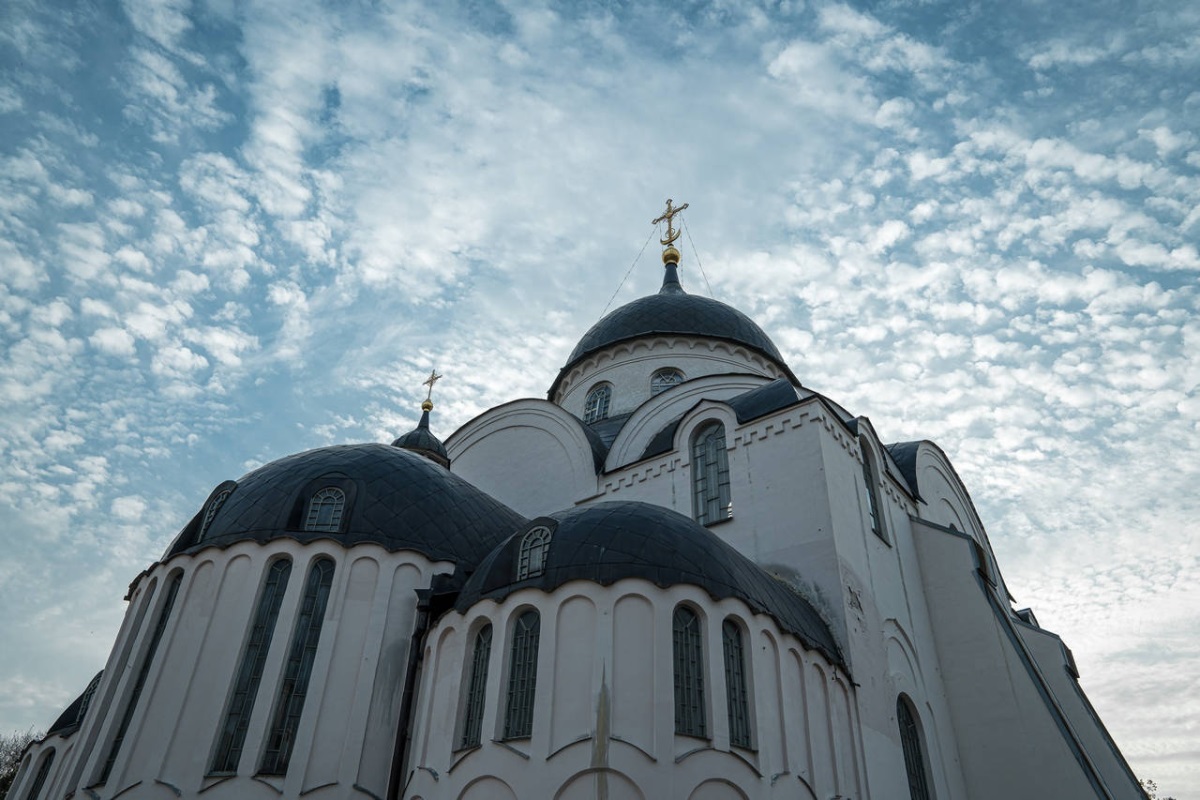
13, 205, 1146, 800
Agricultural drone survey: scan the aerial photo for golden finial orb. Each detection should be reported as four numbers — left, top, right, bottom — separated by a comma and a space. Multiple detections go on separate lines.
421, 399, 434, 412
662, 244, 681, 264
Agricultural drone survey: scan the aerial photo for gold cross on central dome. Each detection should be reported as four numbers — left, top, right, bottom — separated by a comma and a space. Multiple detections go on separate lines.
652, 198, 689, 246
422, 369, 442, 403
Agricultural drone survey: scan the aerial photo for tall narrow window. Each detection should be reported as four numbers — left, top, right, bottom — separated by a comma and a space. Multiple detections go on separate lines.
212, 559, 292, 774
304, 488, 345, 532
692, 422, 731, 525
651, 368, 684, 395
100, 573, 182, 784
516, 526, 552, 580
898, 696, 933, 800
583, 384, 611, 424
199, 487, 233, 539
260, 557, 335, 775
459, 624, 493, 749
722, 620, 752, 748
24, 749, 55, 800
673, 606, 706, 737
503, 610, 540, 739
862, 445, 887, 541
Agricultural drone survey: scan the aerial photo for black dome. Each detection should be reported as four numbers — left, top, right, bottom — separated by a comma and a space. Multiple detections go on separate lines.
550, 264, 796, 398
392, 407, 450, 467
456, 501, 842, 666
168, 443, 526, 563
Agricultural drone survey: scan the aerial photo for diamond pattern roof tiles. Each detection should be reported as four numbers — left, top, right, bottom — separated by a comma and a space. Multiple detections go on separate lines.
456, 501, 844, 668
168, 443, 527, 563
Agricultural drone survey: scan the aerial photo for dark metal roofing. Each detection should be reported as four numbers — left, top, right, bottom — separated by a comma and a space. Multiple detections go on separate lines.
549, 264, 797, 398
726, 378, 802, 423
47, 672, 102, 737
885, 441, 923, 501
586, 411, 632, 450
456, 501, 844, 667
391, 408, 450, 468
167, 443, 527, 563
637, 379, 802, 462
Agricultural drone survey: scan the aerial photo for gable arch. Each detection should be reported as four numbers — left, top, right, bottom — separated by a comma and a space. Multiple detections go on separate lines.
447, 399, 603, 516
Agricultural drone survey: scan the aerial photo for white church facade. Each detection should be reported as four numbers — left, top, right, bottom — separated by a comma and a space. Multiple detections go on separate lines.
12, 209, 1146, 800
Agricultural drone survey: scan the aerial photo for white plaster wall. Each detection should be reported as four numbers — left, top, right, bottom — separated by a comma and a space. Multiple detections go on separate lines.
39, 540, 446, 800
403, 580, 864, 800
447, 400, 600, 516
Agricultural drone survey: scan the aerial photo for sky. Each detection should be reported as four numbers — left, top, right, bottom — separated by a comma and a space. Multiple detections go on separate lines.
0, 0, 1197, 794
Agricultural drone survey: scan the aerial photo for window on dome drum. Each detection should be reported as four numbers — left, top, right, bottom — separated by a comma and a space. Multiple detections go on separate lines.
722, 619, 752, 748
861, 445, 887, 542
651, 367, 685, 395
503, 610, 540, 739
304, 487, 345, 533
516, 526, 552, 580
24, 748, 54, 800
583, 383, 612, 424
211, 558, 292, 774
692, 422, 732, 525
99, 572, 183, 784
898, 696, 933, 800
459, 624, 493, 749
199, 487, 233, 539
260, 557, 335, 776
673, 605, 706, 737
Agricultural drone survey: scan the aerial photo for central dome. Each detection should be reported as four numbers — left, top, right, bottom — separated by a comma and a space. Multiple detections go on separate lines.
550, 263, 796, 398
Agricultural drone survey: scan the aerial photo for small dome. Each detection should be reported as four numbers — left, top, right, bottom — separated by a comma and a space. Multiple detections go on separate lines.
550, 264, 797, 398
392, 404, 450, 468
456, 501, 842, 666
168, 444, 526, 563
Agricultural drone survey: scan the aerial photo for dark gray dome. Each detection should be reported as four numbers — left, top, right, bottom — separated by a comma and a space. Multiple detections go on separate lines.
392, 407, 450, 468
550, 264, 796, 398
456, 501, 842, 666
168, 444, 526, 563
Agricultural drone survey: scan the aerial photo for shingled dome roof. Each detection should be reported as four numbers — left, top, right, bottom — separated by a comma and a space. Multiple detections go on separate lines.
550, 263, 797, 397
456, 501, 843, 667
167, 443, 526, 563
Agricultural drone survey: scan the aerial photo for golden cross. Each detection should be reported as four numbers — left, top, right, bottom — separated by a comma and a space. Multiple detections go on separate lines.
652, 198, 689, 246
422, 369, 442, 402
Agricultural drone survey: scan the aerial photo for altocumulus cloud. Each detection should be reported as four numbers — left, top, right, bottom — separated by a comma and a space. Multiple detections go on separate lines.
1, 0, 1198, 795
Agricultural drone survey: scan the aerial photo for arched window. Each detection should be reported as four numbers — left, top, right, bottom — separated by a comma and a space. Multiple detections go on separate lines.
503, 610, 540, 739
673, 605, 706, 737
212, 558, 292, 774
722, 619, 752, 748
100, 572, 183, 784
23, 748, 55, 800
583, 383, 612, 424
261, 557, 335, 775
516, 526, 552, 580
692, 422, 731, 525
898, 696, 933, 800
304, 487, 345, 533
199, 486, 233, 539
460, 624, 493, 749
861, 443, 887, 542
651, 367, 684, 395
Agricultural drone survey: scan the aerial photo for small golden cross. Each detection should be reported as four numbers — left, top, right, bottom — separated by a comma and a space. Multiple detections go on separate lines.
652, 198, 689, 246
422, 369, 442, 402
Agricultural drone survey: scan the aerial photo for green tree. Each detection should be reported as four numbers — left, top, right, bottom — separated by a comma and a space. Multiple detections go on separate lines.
0, 729, 41, 800
1140, 778, 1178, 800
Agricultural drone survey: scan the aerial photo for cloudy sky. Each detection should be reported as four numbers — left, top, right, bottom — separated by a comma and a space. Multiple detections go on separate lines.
1, 0, 1197, 793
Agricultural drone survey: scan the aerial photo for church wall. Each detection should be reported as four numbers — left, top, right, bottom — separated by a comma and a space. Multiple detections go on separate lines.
39, 540, 447, 800
1017, 621, 1146, 797
403, 580, 860, 800
553, 337, 784, 418
446, 400, 600, 516
910, 519, 1135, 799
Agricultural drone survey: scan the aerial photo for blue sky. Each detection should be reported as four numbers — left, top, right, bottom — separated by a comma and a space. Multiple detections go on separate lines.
1, 0, 1197, 793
